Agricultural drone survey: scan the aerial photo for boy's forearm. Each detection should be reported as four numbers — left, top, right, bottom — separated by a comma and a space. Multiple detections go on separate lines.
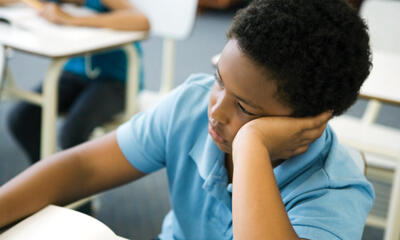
0, 149, 92, 228
0, 132, 143, 228
66, 11, 150, 31
232, 136, 300, 240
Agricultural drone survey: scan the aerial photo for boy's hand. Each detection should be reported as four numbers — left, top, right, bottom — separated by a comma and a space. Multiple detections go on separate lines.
0, 0, 19, 6
39, 3, 72, 25
233, 111, 332, 162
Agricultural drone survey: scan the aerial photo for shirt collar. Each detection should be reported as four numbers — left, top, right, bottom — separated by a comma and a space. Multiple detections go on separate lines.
273, 125, 333, 189
188, 124, 333, 204
189, 129, 231, 207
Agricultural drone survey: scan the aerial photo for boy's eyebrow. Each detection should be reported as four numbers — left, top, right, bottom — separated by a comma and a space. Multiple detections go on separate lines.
216, 66, 264, 111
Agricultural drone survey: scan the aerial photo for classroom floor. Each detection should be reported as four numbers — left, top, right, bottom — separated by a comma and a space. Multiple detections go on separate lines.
1, 6, 399, 240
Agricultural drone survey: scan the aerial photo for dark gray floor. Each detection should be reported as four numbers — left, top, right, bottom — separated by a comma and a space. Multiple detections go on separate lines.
1, 7, 399, 240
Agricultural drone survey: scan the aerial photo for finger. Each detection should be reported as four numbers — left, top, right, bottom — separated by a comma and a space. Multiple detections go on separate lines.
39, 4, 52, 16
293, 145, 309, 156
38, 5, 46, 15
301, 110, 332, 130
314, 111, 333, 126
39, 11, 49, 19
302, 122, 327, 140
300, 138, 312, 146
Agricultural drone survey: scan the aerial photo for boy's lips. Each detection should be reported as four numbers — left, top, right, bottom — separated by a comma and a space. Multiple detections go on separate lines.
208, 124, 225, 143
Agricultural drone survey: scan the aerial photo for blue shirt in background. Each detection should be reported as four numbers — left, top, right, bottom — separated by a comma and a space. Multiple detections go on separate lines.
52, 0, 143, 85
117, 74, 374, 240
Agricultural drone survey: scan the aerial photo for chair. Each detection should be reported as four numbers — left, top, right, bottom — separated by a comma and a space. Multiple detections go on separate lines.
330, 1, 400, 239
132, 0, 198, 111
92, 0, 198, 136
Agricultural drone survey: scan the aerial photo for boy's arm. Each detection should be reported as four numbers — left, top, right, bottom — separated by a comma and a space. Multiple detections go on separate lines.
0, 131, 145, 228
0, 0, 19, 6
232, 112, 331, 240
39, 0, 150, 31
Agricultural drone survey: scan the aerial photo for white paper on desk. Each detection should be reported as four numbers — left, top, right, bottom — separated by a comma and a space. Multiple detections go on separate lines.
0, 205, 123, 240
0, 4, 103, 41
13, 17, 102, 41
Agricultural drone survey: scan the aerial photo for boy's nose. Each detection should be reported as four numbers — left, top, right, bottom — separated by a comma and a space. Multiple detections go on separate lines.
210, 98, 230, 125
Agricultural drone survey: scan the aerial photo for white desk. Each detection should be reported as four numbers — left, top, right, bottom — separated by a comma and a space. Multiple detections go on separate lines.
360, 50, 400, 106
0, 4, 147, 158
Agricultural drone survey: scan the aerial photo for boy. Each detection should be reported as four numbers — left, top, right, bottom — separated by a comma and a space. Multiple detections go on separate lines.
0, 0, 373, 239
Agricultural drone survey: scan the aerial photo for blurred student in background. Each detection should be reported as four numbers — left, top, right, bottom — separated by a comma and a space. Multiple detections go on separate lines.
3, 0, 148, 164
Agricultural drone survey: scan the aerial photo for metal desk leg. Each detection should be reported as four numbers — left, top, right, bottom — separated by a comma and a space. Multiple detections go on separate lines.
384, 162, 400, 240
122, 43, 140, 120
0, 45, 5, 94
40, 57, 67, 159
160, 38, 175, 93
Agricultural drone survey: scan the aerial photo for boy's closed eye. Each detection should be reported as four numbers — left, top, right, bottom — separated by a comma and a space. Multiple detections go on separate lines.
213, 72, 259, 117
236, 102, 258, 116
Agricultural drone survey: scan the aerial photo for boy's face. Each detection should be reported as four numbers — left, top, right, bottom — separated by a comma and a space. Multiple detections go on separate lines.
208, 39, 293, 154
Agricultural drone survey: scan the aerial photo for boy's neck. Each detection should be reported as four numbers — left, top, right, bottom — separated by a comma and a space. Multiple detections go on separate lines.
225, 154, 234, 184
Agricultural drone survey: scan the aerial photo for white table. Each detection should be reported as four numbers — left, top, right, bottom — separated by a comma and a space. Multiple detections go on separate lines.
0, 4, 147, 158
360, 50, 400, 105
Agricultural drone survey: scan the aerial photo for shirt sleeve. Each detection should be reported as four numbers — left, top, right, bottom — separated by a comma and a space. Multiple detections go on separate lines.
116, 85, 185, 174
287, 174, 374, 240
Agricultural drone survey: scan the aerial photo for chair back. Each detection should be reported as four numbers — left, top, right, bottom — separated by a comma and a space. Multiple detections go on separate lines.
130, 0, 198, 40
126, 0, 199, 111
360, 0, 400, 53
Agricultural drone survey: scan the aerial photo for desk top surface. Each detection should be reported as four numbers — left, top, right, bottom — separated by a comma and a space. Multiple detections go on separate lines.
0, 4, 147, 58
360, 50, 400, 105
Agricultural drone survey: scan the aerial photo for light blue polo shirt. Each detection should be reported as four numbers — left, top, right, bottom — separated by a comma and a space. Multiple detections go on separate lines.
117, 74, 374, 240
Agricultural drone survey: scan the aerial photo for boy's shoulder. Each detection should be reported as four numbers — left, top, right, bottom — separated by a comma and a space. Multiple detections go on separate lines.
168, 73, 214, 109
323, 139, 371, 188
182, 73, 215, 90
284, 127, 373, 200
285, 133, 374, 240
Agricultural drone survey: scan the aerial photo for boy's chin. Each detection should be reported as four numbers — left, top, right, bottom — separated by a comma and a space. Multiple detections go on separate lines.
215, 141, 232, 155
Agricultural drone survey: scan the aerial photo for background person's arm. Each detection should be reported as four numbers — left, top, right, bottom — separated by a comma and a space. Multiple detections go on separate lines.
39, 0, 150, 31
0, 131, 145, 228
0, 0, 19, 6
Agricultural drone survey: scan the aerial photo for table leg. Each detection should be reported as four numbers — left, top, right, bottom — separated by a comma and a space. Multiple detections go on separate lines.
40, 57, 68, 159
0, 45, 5, 94
384, 163, 400, 240
160, 38, 175, 93
122, 43, 140, 120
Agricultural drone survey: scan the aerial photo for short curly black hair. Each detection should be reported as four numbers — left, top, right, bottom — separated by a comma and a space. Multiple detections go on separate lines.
227, 0, 371, 117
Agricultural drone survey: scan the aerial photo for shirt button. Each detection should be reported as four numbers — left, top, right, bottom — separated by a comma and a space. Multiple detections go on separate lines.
227, 184, 233, 192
